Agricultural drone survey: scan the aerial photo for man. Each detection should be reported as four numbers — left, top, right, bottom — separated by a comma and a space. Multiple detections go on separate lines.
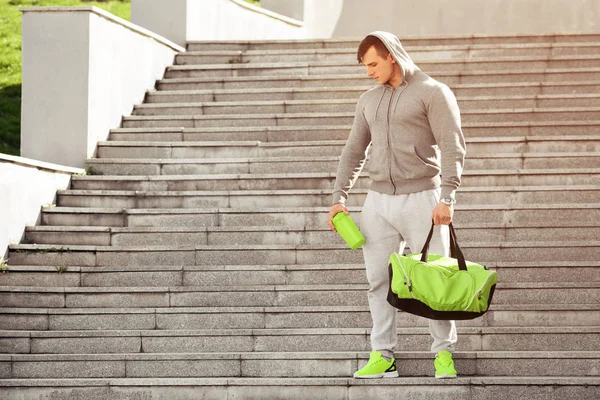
327, 31, 466, 379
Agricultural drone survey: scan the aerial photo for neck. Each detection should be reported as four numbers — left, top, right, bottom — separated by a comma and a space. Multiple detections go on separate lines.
387, 64, 404, 89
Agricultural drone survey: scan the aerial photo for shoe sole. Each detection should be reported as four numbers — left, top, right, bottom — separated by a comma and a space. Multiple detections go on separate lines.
435, 373, 458, 379
353, 371, 399, 379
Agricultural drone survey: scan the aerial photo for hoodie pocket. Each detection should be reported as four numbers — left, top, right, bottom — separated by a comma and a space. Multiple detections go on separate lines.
392, 145, 440, 181
365, 141, 389, 183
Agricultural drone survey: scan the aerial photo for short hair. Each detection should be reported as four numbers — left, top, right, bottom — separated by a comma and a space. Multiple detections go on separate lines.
357, 35, 390, 63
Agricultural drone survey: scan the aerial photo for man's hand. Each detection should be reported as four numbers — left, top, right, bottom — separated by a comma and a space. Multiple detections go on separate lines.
432, 202, 453, 225
328, 203, 349, 232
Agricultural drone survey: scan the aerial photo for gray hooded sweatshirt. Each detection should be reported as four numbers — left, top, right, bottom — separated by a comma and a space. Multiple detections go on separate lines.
332, 31, 466, 205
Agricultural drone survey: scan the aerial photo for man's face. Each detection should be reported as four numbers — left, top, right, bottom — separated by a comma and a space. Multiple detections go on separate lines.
362, 46, 396, 85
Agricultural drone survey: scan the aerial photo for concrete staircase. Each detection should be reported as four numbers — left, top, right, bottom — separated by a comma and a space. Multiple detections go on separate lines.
2, 33, 600, 399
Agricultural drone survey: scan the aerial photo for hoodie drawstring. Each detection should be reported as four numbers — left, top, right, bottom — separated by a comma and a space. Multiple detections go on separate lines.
392, 90, 401, 113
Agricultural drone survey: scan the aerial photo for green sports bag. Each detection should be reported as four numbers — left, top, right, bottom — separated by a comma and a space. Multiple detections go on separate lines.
387, 223, 497, 320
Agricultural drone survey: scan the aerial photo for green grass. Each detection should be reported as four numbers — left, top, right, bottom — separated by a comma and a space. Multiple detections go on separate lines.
0, 0, 259, 156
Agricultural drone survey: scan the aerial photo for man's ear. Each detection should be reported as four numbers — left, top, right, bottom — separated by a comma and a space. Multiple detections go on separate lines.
387, 53, 395, 63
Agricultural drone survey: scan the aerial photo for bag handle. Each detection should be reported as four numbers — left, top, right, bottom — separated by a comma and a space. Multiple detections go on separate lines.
419, 222, 468, 271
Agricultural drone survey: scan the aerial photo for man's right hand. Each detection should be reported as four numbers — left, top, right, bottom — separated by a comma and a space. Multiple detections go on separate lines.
328, 203, 349, 232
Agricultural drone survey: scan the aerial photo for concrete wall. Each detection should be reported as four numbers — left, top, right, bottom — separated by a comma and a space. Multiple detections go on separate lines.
0, 154, 82, 259
261, 0, 304, 20
135, 0, 600, 42
132, 0, 305, 46
260, 0, 343, 39
130, 0, 188, 48
331, 0, 600, 37
20, 7, 184, 168
303, 0, 344, 39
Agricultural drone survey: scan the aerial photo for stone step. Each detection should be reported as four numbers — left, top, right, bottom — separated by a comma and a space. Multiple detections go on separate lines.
86, 152, 600, 175
146, 82, 600, 103
132, 95, 600, 116
2, 261, 599, 288
1, 377, 599, 400
108, 121, 600, 142
174, 44, 600, 64
68, 169, 600, 191
53, 186, 600, 209
1, 282, 599, 309
174, 56, 600, 77
7, 238, 600, 266
156, 69, 600, 91
96, 136, 600, 160
1, 351, 599, 378
1, 303, 598, 330
166, 56, 600, 78
36, 203, 600, 229
186, 33, 600, 50
121, 108, 600, 128
22, 222, 600, 247
2, 326, 599, 354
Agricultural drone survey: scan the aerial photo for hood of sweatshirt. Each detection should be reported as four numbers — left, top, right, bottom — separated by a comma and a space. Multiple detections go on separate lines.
366, 31, 420, 83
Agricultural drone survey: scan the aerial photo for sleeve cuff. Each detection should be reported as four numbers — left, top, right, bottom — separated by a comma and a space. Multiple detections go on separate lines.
440, 187, 456, 202
332, 192, 347, 206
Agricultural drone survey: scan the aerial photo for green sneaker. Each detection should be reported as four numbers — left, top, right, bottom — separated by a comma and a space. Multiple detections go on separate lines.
435, 350, 457, 379
353, 350, 399, 378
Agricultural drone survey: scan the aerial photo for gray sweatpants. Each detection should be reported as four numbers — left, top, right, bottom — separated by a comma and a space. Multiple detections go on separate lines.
359, 188, 457, 359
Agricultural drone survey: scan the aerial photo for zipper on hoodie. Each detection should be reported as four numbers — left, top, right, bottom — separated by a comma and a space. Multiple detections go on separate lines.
386, 87, 397, 193
385, 81, 409, 194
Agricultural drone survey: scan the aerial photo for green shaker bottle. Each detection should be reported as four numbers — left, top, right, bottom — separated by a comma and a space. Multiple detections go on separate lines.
332, 212, 366, 250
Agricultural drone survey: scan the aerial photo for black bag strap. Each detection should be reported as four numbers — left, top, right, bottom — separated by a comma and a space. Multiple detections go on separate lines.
419, 222, 468, 271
